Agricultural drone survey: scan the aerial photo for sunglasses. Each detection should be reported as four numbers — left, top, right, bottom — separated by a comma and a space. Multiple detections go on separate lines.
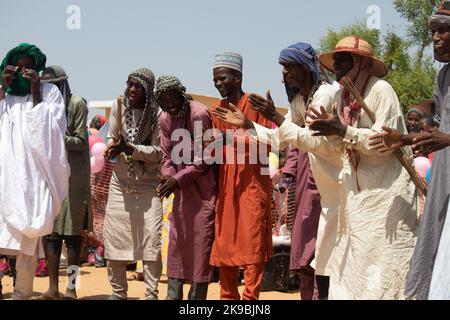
126, 80, 145, 91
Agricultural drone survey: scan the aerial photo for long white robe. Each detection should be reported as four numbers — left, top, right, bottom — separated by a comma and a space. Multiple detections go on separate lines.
252, 82, 343, 276
276, 76, 418, 299
0, 83, 70, 257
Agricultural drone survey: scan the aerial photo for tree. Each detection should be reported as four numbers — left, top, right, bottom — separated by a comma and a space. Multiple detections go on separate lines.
319, 21, 381, 56
393, 0, 441, 62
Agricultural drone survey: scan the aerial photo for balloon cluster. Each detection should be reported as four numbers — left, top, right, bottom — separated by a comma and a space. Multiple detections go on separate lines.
414, 156, 432, 184
88, 128, 107, 174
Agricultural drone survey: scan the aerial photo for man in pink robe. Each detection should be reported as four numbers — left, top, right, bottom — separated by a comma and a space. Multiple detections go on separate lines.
156, 75, 216, 300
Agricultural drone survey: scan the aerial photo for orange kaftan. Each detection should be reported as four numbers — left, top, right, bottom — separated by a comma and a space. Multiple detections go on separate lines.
209, 93, 273, 267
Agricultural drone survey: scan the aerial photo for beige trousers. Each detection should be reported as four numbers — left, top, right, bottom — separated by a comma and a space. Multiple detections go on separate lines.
13, 254, 37, 300
107, 259, 162, 300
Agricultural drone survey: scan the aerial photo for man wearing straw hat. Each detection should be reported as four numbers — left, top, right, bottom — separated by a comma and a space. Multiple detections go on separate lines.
307, 36, 418, 299
216, 37, 418, 299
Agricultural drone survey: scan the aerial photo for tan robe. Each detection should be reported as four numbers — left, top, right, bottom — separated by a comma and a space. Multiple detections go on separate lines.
104, 100, 163, 262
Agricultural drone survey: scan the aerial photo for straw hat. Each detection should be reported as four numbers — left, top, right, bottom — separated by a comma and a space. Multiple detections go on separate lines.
319, 36, 388, 78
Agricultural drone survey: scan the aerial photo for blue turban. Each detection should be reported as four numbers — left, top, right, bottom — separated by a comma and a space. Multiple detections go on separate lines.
279, 42, 321, 102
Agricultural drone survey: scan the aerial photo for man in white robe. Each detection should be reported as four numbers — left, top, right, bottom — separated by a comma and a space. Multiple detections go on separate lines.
0, 43, 70, 300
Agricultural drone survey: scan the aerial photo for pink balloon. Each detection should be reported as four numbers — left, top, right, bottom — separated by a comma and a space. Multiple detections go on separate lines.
89, 136, 103, 152
414, 157, 431, 178
91, 142, 107, 159
90, 156, 105, 174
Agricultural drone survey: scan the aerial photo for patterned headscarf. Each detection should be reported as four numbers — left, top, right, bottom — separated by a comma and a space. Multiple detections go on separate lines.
339, 54, 372, 191
155, 75, 190, 119
123, 68, 158, 145
0, 43, 47, 96
122, 68, 159, 185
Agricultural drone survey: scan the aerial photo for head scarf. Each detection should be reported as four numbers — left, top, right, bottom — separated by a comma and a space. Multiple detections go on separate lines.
213, 51, 243, 73
123, 67, 158, 145
407, 102, 431, 119
41, 65, 72, 114
279, 42, 321, 103
0, 43, 46, 96
155, 75, 190, 118
339, 54, 373, 191
406, 108, 425, 119
121, 68, 158, 185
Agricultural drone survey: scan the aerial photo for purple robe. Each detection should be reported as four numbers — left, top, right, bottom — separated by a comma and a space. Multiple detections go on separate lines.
160, 101, 216, 283
282, 147, 321, 269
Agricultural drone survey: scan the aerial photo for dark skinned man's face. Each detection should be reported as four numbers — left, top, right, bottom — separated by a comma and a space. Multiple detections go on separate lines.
213, 67, 240, 98
126, 78, 146, 108
14, 56, 34, 73
158, 90, 185, 116
431, 26, 450, 63
333, 52, 354, 81
281, 63, 311, 90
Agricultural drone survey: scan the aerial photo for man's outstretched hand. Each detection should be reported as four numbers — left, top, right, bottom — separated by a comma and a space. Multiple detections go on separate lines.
306, 106, 347, 137
212, 103, 253, 129
249, 90, 286, 127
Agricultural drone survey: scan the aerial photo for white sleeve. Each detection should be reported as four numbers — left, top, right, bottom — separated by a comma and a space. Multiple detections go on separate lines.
0, 100, 4, 120
310, 83, 340, 114
343, 80, 407, 157
23, 84, 70, 209
278, 119, 341, 156
251, 122, 280, 147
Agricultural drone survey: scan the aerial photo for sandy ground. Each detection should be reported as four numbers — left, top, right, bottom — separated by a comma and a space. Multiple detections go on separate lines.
0, 266, 299, 300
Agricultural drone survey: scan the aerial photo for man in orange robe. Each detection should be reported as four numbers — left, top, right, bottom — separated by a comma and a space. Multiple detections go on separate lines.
209, 51, 272, 300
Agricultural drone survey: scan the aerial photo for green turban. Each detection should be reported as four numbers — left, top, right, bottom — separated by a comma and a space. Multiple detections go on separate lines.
0, 43, 47, 96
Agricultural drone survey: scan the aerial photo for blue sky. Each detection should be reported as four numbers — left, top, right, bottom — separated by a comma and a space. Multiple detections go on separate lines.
1, 0, 417, 108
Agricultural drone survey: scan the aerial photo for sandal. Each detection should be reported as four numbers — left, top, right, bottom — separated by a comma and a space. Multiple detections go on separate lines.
30, 293, 61, 300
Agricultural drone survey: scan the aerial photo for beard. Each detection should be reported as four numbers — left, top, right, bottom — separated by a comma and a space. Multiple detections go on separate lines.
433, 40, 450, 63
435, 50, 450, 63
